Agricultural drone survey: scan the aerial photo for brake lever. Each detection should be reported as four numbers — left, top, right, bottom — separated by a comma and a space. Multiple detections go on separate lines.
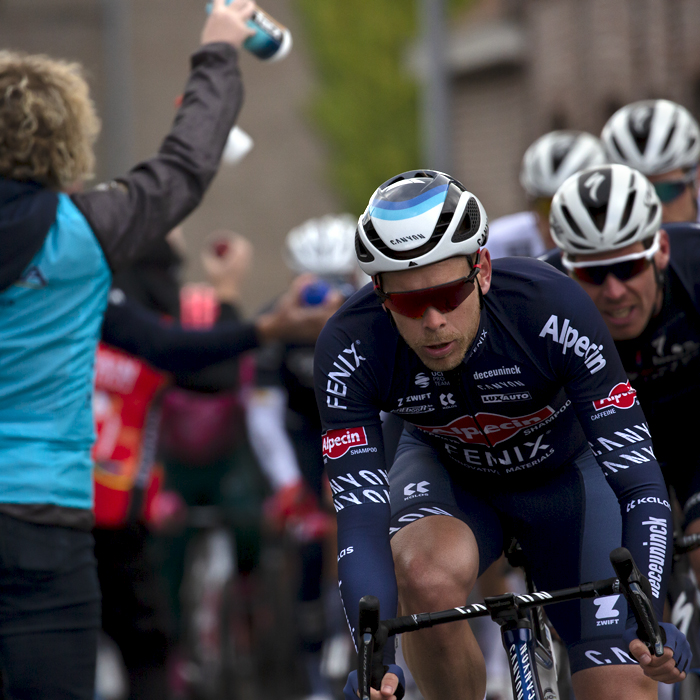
610, 547, 665, 657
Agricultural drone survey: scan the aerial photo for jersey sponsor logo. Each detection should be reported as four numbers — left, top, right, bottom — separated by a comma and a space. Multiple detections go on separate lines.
389, 506, 453, 535
642, 516, 668, 599
397, 392, 431, 406
477, 380, 526, 391
593, 381, 637, 411
594, 595, 620, 626
472, 365, 521, 381
403, 481, 430, 499
431, 371, 450, 387
415, 406, 554, 447
539, 315, 607, 374
337, 546, 353, 561
440, 393, 456, 407
329, 468, 390, 511
625, 496, 671, 513
414, 372, 430, 388
322, 427, 368, 459
671, 590, 694, 638
584, 647, 636, 666
393, 405, 435, 415
481, 391, 531, 404
324, 340, 366, 410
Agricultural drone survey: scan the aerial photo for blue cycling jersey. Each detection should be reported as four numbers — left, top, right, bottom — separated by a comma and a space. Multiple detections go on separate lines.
314, 257, 672, 658
542, 224, 700, 524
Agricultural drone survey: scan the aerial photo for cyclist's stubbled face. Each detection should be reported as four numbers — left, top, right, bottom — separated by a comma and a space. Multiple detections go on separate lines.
569, 232, 670, 341
381, 253, 492, 372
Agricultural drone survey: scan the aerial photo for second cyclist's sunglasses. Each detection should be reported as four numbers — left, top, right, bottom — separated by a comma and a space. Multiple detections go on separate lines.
375, 256, 481, 319
653, 169, 697, 203
562, 234, 660, 286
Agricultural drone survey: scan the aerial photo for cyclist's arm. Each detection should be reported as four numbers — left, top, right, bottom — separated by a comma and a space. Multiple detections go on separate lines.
101, 291, 260, 373
246, 386, 304, 490
71, 43, 243, 271
314, 317, 399, 665
547, 284, 673, 625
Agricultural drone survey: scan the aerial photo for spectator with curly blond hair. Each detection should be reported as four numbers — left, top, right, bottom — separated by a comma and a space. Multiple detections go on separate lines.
0, 2, 257, 697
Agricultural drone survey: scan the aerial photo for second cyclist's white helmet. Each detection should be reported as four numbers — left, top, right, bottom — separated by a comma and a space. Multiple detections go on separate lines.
520, 130, 608, 198
355, 170, 489, 276
549, 164, 662, 255
602, 99, 700, 175
284, 214, 358, 276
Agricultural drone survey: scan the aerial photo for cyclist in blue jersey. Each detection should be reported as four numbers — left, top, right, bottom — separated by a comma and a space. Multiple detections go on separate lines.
544, 162, 700, 592
0, 3, 331, 697
314, 170, 691, 700
601, 100, 700, 224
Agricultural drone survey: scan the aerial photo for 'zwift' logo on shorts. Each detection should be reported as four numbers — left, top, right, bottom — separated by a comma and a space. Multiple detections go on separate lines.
322, 427, 368, 459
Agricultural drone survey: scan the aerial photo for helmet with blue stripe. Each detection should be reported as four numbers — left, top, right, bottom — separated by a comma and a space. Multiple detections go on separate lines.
354, 170, 489, 275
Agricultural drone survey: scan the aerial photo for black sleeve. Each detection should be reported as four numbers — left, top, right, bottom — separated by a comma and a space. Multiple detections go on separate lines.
71, 43, 243, 272
101, 294, 259, 373
171, 302, 244, 392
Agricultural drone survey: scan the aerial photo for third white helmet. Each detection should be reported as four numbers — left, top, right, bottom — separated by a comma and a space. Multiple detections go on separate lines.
284, 214, 358, 276
602, 99, 700, 175
520, 130, 607, 198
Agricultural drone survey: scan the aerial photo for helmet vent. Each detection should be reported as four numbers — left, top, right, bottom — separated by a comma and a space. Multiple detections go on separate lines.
647, 203, 659, 224
452, 197, 481, 243
355, 232, 375, 263
590, 204, 608, 232
561, 205, 586, 240
661, 118, 677, 154
610, 134, 625, 161
619, 190, 636, 229
617, 224, 640, 245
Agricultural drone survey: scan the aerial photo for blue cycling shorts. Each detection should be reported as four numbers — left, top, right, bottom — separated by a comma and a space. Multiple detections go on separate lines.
388, 431, 634, 675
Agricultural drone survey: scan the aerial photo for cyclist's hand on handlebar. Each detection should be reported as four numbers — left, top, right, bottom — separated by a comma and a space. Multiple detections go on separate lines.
344, 665, 405, 700
624, 622, 692, 683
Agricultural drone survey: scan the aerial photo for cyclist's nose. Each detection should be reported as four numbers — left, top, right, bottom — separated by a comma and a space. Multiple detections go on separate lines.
601, 273, 628, 300
422, 306, 447, 330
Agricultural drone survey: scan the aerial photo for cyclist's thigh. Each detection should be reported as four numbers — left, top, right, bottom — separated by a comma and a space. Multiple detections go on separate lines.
495, 450, 629, 675
389, 430, 503, 578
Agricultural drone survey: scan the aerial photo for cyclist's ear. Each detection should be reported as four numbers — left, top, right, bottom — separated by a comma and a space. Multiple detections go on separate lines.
477, 248, 492, 294
655, 229, 670, 271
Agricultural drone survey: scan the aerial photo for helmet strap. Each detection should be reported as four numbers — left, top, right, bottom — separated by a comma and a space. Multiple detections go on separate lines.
651, 259, 666, 316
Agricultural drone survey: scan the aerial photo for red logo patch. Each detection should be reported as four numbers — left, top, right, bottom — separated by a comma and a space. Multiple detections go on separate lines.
322, 427, 369, 459
415, 406, 555, 447
593, 381, 637, 411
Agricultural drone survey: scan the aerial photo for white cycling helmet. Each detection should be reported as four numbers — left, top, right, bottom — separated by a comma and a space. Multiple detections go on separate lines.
354, 170, 488, 276
520, 131, 607, 198
284, 214, 358, 276
602, 99, 700, 175
549, 164, 662, 255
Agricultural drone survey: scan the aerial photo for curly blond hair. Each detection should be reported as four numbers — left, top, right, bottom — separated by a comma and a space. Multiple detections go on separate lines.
0, 51, 100, 190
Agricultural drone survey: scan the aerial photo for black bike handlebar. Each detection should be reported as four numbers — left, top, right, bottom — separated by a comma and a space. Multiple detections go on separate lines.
357, 548, 664, 698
